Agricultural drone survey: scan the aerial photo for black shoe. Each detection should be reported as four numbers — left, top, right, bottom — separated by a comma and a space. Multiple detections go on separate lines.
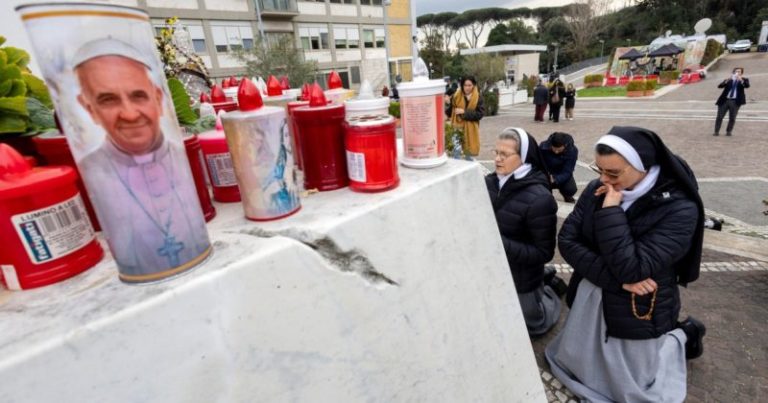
678, 316, 706, 360
704, 216, 723, 231
549, 276, 568, 297
726, 132, 732, 136
564, 196, 576, 203
713, 132, 719, 136
543, 264, 556, 285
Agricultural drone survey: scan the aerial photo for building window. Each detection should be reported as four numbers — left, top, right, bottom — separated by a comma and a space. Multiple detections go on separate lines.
315, 70, 350, 90
350, 66, 360, 84
363, 28, 385, 48
333, 25, 359, 49
211, 23, 254, 53
299, 26, 329, 50
152, 21, 208, 54
360, 0, 383, 5
330, 0, 355, 3
265, 32, 294, 49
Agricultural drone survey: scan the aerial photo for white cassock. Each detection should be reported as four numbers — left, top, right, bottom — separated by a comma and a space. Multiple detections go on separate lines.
79, 138, 211, 278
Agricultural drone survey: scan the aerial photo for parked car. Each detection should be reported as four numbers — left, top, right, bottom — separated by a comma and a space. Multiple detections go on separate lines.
727, 39, 752, 53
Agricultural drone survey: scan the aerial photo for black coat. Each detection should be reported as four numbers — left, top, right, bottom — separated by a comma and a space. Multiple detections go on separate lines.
486, 170, 558, 293
533, 85, 549, 105
716, 78, 750, 106
558, 177, 700, 339
549, 85, 566, 106
540, 133, 578, 186
564, 90, 576, 108
445, 93, 485, 121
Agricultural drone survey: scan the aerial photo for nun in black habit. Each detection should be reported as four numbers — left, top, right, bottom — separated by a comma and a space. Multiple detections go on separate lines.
485, 127, 560, 337
546, 126, 706, 402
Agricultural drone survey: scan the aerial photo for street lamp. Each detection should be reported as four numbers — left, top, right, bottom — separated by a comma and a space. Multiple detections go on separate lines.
551, 42, 559, 74
382, 0, 392, 87
599, 39, 605, 60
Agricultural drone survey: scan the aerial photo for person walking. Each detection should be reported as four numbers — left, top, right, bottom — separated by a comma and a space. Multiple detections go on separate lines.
546, 126, 707, 402
533, 81, 549, 123
540, 132, 578, 203
714, 67, 750, 136
485, 127, 560, 337
549, 78, 566, 123
564, 83, 576, 121
446, 76, 485, 156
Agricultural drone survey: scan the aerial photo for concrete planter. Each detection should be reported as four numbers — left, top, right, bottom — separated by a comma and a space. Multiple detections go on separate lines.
644, 90, 655, 96
627, 90, 645, 97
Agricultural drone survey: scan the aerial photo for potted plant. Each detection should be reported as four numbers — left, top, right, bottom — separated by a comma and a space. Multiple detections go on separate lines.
0, 36, 56, 155
389, 101, 400, 127
626, 80, 646, 97
644, 80, 657, 96
659, 70, 680, 85
583, 74, 604, 88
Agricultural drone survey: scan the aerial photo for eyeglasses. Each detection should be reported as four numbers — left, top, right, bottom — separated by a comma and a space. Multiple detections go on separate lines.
588, 162, 630, 179
492, 150, 518, 160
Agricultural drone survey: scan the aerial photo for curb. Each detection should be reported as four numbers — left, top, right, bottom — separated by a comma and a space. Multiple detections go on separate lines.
702, 230, 768, 262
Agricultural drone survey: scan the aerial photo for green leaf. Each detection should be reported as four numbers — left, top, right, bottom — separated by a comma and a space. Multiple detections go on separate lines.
0, 50, 7, 69
26, 97, 55, 131
8, 79, 27, 97
0, 80, 11, 97
0, 114, 28, 134
22, 73, 52, 109
1, 65, 22, 81
3, 47, 30, 69
167, 78, 198, 125
0, 36, 6, 47
0, 96, 29, 116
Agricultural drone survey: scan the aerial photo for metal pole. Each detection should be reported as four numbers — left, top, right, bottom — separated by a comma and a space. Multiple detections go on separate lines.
253, 0, 267, 50
383, 0, 392, 87
553, 43, 559, 74
600, 40, 605, 60
410, 0, 417, 59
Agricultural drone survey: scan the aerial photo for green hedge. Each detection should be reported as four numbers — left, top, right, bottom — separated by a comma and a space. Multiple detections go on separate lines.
626, 80, 646, 91
660, 70, 680, 81
483, 89, 499, 116
645, 80, 657, 91
388, 101, 400, 118
584, 74, 604, 85
700, 39, 724, 66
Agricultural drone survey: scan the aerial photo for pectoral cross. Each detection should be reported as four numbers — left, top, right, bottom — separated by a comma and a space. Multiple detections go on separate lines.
157, 234, 185, 267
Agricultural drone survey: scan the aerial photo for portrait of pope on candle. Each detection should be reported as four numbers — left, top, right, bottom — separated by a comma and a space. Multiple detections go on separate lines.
73, 38, 211, 281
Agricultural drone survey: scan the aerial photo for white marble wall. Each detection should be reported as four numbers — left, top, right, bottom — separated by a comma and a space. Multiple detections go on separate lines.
0, 161, 546, 403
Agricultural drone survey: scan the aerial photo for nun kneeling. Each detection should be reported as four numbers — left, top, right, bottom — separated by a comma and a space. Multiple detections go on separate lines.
546, 126, 707, 402
486, 127, 560, 337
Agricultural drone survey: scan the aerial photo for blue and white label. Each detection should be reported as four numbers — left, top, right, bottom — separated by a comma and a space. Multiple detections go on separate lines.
12, 194, 95, 264
205, 153, 237, 187
346, 150, 366, 182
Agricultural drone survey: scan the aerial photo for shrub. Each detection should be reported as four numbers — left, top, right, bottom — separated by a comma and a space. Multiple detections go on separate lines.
700, 39, 724, 66
389, 101, 400, 118
584, 74, 604, 86
626, 80, 646, 91
660, 70, 680, 82
519, 74, 536, 95
483, 89, 499, 116
644, 80, 657, 91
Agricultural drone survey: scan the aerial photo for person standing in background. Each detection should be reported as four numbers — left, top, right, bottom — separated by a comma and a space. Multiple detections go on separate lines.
564, 83, 576, 121
713, 67, 749, 136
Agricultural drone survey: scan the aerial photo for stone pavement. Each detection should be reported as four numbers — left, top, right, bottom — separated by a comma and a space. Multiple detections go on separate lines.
474, 51, 768, 401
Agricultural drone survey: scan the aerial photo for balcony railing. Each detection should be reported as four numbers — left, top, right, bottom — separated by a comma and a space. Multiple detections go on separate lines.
259, 0, 299, 16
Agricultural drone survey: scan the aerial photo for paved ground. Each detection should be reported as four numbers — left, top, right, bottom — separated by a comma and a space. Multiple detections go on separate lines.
476, 52, 768, 402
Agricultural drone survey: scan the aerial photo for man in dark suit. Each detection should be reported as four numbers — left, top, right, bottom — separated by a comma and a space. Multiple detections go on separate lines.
714, 67, 750, 136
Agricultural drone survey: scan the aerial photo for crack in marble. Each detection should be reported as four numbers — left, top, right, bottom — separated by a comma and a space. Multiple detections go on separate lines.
234, 228, 399, 287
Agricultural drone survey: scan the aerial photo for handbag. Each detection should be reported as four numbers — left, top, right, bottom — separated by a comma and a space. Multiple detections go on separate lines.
551, 90, 560, 104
